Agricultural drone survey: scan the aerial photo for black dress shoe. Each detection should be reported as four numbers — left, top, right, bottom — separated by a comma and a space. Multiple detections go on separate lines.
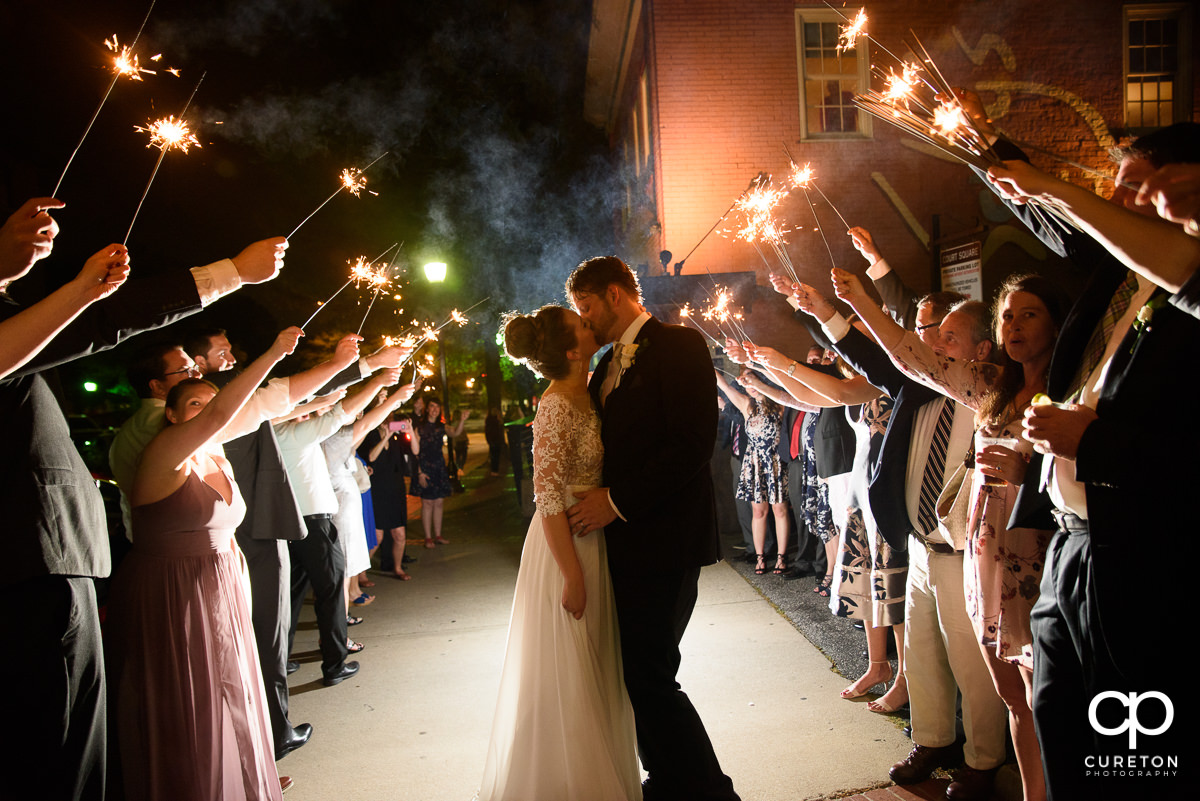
890, 743, 963, 784
275, 723, 313, 760
322, 660, 360, 686
286, 660, 300, 675
401, 553, 416, 564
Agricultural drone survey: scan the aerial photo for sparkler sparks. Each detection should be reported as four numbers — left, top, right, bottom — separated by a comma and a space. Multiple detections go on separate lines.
107, 35, 154, 80
837, 9, 868, 53
881, 62, 922, 112
135, 115, 200, 153
931, 101, 968, 138
288, 152, 389, 239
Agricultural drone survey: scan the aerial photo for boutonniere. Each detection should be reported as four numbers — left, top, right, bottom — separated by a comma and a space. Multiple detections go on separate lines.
618, 342, 640, 370
1129, 295, 1168, 354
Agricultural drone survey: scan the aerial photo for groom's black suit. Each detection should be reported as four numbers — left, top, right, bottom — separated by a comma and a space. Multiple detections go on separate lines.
589, 315, 738, 801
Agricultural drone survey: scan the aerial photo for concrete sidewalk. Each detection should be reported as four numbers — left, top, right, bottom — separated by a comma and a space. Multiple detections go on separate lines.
280, 448, 916, 800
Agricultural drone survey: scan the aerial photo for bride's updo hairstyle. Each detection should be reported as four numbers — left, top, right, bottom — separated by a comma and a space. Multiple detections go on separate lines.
502, 305, 576, 380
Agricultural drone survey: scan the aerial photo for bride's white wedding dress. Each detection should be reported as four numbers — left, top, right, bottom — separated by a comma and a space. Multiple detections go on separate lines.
477, 393, 642, 801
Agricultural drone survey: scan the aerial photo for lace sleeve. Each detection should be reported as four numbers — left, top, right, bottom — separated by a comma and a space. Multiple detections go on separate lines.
532, 395, 574, 517
890, 330, 1000, 411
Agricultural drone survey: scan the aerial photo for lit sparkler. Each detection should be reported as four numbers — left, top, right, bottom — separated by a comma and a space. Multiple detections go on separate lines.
288, 152, 389, 239
51, 0, 169, 197
837, 9, 868, 53
302, 243, 399, 329
123, 73, 206, 245
678, 303, 724, 348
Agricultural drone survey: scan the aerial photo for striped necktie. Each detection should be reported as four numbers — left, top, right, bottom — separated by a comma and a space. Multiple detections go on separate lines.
917, 399, 954, 536
1064, 270, 1138, 402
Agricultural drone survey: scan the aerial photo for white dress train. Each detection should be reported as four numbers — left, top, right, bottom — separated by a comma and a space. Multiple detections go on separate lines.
477, 393, 641, 801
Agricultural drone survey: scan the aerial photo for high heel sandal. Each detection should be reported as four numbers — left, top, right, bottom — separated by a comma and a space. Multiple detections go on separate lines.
772, 553, 787, 575
867, 674, 909, 714
813, 573, 833, 597
754, 553, 766, 575
841, 660, 893, 699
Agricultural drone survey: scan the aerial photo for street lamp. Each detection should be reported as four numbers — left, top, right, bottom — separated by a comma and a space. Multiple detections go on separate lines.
423, 261, 461, 490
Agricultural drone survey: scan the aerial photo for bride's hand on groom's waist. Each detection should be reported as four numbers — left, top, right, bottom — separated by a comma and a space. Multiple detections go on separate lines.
567, 488, 617, 536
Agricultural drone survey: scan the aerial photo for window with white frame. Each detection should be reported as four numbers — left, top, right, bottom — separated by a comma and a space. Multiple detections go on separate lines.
1123, 4, 1193, 131
794, 7, 871, 140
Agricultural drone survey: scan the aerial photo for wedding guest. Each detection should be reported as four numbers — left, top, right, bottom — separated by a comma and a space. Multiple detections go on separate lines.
485, 406, 505, 475
972, 114, 1200, 799
0, 210, 286, 801
360, 403, 415, 578
276, 360, 403, 685
186, 330, 402, 756
729, 340, 909, 713
715, 369, 790, 575
412, 397, 469, 548
791, 276, 1009, 797
108, 327, 301, 801
834, 267, 1067, 801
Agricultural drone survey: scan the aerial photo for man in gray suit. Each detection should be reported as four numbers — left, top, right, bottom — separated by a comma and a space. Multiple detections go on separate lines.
0, 195, 286, 801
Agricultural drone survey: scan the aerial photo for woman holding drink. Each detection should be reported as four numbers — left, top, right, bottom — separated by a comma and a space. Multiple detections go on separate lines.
820, 269, 1066, 801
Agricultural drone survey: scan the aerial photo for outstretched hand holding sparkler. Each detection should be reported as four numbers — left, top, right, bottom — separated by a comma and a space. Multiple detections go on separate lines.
791, 282, 838, 324
830, 267, 868, 305
1136, 164, 1200, 236
722, 337, 750, 365
231, 237, 288, 285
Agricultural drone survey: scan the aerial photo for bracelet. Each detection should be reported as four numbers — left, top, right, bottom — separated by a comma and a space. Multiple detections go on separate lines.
787, 361, 798, 377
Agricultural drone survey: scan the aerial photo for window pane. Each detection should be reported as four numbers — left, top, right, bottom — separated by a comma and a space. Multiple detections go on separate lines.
821, 22, 838, 48
804, 23, 820, 49
1130, 48, 1144, 72
1129, 20, 1144, 46
1146, 46, 1161, 72
1164, 44, 1177, 72
1145, 20, 1161, 46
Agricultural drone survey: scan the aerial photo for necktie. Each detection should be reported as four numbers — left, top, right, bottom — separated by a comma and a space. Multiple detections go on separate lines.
1064, 270, 1137, 402
917, 399, 954, 536
600, 343, 626, 406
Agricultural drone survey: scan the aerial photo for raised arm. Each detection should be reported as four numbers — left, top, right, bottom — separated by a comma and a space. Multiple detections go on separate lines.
0, 243, 129, 379
286, 334, 364, 402
353, 382, 416, 444
133, 327, 303, 503
447, 409, 470, 438
849, 226, 917, 327
736, 369, 823, 413
714, 368, 752, 417
832, 268, 994, 408
988, 159, 1200, 293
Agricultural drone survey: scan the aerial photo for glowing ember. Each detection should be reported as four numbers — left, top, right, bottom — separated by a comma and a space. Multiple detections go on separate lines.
135, 115, 200, 153
422, 326, 439, 342
679, 303, 693, 318
418, 365, 434, 378
106, 35, 154, 80
340, 168, 368, 197
348, 256, 392, 291
701, 288, 743, 326
882, 62, 922, 111
932, 101, 968, 138
731, 182, 790, 244
838, 9, 868, 53
450, 309, 468, 326
789, 162, 815, 190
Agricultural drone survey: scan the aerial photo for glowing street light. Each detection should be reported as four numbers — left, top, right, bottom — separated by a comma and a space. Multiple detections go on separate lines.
423, 262, 447, 283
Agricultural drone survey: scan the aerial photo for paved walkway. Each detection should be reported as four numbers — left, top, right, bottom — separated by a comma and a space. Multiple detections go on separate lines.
280, 441, 974, 800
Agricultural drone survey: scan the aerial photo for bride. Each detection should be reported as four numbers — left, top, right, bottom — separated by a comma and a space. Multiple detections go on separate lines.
477, 305, 641, 801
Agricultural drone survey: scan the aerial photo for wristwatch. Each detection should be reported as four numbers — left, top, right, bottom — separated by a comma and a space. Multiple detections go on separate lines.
787, 361, 798, 377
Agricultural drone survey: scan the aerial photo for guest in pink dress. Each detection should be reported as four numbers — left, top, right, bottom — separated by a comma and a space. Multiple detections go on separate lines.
108, 327, 302, 801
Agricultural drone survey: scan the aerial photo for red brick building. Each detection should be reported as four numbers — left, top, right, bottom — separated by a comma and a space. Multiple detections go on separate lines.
584, 0, 1197, 343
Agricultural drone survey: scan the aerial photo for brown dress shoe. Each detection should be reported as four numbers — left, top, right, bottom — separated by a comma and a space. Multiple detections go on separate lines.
945, 766, 998, 800
889, 743, 963, 784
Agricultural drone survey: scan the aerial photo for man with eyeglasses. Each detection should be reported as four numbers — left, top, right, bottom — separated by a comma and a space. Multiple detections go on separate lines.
109, 343, 203, 540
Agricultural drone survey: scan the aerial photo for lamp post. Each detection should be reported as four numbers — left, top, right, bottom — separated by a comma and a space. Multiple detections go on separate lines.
423, 262, 462, 491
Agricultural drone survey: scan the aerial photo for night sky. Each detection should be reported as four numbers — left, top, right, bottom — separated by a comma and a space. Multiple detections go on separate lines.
1, 0, 616, 382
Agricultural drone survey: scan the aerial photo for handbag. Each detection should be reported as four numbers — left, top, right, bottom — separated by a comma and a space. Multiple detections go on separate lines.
353, 455, 372, 493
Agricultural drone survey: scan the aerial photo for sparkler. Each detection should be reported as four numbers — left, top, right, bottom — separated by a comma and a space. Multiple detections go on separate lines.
851, 30, 1074, 247
678, 303, 724, 348
302, 244, 399, 329
287, 152, 389, 239
837, 8, 868, 52
675, 172, 771, 273
52, 0, 172, 197
123, 73, 205, 245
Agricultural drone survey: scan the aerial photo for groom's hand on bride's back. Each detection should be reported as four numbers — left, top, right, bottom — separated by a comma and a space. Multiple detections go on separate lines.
567, 488, 617, 536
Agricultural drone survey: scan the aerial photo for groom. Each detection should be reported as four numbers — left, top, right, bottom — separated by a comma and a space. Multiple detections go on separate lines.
566, 256, 739, 801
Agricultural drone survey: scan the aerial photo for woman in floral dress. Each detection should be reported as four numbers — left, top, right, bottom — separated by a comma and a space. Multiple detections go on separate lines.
831, 269, 1067, 801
